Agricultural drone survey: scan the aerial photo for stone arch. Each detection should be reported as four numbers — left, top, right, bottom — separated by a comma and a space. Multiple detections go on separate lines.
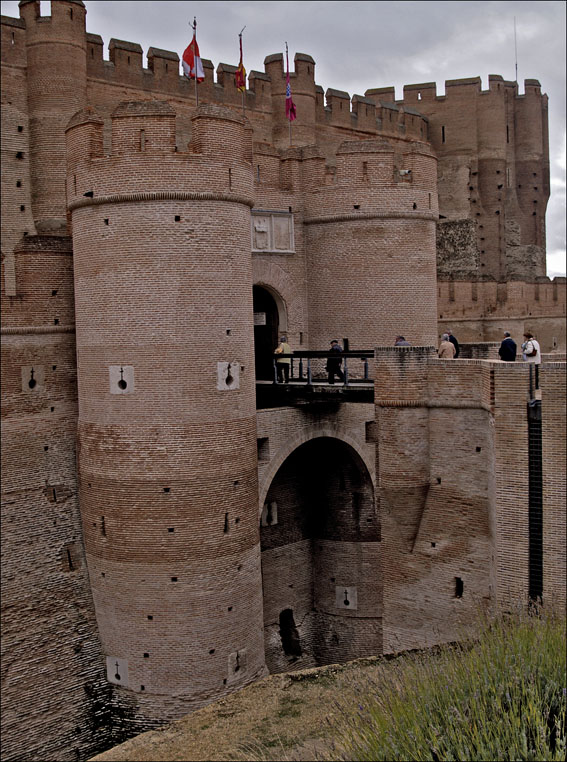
258, 424, 375, 512
252, 259, 305, 336
259, 430, 381, 674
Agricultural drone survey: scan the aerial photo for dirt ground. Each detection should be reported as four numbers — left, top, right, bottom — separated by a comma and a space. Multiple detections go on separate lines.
89, 657, 389, 762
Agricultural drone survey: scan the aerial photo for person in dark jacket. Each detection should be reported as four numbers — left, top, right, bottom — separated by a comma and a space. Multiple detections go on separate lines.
498, 331, 517, 362
446, 329, 460, 358
394, 335, 411, 346
326, 340, 345, 384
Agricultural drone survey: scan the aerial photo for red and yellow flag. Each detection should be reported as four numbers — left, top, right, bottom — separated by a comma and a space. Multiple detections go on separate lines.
235, 33, 246, 92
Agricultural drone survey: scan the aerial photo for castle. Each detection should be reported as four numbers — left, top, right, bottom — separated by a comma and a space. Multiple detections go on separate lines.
1, 2, 565, 760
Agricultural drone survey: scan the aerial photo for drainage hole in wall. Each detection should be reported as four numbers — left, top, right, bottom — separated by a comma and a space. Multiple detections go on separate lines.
140, 685, 145, 691
51, 407, 55, 412
223, 679, 227, 685
431, 542, 436, 548
228, 606, 233, 611
237, 565, 242, 571
147, 615, 153, 620
101, 572, 105, 577
44, 445, 49, 451
163, 487, 170, 492
168, 528, 175, 533
171, 577, 178, 582
54, 319, 59, 325
209, 649, 215, 655
233, 480, 239, 486
436, 477, 441, 484
143, 653, 149, 658
52, 290, 58, 296
235, 517, 240, 524
476, 446, 481, 452
175, 215, 181, 222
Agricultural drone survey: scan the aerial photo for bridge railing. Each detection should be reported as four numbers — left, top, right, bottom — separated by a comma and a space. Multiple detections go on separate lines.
272, 351, 374, 386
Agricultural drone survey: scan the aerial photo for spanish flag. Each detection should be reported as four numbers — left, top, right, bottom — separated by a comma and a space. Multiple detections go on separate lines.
235, 33, 246, 92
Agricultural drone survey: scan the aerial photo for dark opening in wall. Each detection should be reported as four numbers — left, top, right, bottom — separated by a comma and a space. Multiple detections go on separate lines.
224, 513, 229, 533
257, 437, 269, 462
16, 180, 22, 187
52, 290, 57, 296
175, 215, 181, 222
441, 126, 445, 143
171, 577, 178, 582
16, 152, 24, 159
476, 446, 482, 452
279, 609, 302, 656
455, 577, 464, 598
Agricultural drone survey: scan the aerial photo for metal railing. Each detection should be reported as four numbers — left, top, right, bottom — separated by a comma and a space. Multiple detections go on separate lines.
272, 351, 374, 386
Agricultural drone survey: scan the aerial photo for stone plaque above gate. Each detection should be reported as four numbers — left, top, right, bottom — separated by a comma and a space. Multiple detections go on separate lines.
251, 211, 295, 254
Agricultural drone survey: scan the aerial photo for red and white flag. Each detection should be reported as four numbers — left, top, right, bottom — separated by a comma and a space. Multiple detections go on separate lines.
285, 44, 297, 122
183, 27, 205, 82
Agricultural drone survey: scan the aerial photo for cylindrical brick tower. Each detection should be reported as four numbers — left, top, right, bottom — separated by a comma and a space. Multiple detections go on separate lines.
19, 0, 87, 234
66, 101, 266, 728
303, 138, 439, 349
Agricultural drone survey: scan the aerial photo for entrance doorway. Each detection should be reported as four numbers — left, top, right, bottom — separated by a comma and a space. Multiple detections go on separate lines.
253, 286, 279, 381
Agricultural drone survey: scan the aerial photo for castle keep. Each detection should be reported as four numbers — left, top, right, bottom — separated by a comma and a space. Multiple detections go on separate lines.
1, 2, 565, 760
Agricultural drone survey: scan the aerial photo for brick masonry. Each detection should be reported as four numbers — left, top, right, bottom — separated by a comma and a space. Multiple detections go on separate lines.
1, 2, 565, 760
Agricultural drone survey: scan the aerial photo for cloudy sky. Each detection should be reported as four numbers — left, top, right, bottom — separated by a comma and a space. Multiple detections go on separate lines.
2, 0, 565, 275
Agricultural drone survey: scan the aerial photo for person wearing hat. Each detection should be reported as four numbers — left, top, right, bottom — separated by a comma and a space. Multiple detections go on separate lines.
274, 335, 292, 383
326, 340, 345, 384
498, 331, 517, 362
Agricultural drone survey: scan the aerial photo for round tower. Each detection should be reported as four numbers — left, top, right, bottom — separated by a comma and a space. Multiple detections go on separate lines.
66, 101, 266, 727
19, 0, 87, 234
303, 138, 439, 349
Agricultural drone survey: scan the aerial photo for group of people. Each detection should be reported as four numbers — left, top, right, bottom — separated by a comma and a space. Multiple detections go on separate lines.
274, 329, 542, 384
274, 336, 345, 384
397, 328, 541, 364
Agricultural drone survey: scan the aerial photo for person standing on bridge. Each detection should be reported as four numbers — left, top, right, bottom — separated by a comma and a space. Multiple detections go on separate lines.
326, 340, 345, 384
274, 335, 291, 383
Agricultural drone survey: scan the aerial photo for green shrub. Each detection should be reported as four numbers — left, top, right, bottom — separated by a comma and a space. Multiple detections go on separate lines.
340, 608, 566, 761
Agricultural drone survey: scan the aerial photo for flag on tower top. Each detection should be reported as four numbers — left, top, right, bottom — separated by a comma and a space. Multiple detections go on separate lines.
183, 24, 205, 82
235, 32, 246, 92
285, 44, 297, 122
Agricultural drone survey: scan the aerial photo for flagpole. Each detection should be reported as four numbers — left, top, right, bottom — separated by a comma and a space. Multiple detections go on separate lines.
193, 17, 199, 107
239, 26, 246, 116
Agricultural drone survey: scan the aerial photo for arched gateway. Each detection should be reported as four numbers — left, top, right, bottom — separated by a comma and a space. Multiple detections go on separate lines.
259, 436, 382, 674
